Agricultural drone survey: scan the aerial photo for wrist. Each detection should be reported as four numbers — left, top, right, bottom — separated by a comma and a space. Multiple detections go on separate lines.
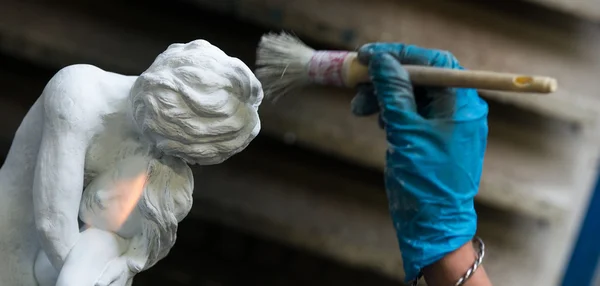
397, 217, 477, 282
422, 239, 492, 286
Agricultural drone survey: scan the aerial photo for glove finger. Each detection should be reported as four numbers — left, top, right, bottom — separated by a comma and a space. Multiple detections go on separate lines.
351, 83, 380, 116
368, 52, 419, 124
358, 43, 461, 68
452, 88, 489, 124
360, 43, 484, 121
421, 87, 456, 120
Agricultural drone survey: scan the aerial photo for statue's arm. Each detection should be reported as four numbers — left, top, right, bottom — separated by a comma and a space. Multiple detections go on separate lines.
33, 65, 95, 270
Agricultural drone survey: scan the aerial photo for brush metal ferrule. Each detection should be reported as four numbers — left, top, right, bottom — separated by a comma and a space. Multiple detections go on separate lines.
307, 51, 351, 87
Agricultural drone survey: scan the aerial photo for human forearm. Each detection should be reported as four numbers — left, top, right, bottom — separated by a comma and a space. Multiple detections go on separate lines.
422, 241, 492, 286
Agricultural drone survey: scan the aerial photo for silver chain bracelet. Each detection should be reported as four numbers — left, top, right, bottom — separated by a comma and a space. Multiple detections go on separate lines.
409, 236, 485, 286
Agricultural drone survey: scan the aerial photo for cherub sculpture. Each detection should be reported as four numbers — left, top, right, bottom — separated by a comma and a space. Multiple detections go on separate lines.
0, 40, 263, 285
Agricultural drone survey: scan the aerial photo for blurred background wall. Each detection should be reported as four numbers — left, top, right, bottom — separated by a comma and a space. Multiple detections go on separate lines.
0, 0, 599, 285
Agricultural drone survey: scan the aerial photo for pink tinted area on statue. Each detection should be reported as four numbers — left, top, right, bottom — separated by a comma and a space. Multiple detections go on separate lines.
0, 39, 263, 286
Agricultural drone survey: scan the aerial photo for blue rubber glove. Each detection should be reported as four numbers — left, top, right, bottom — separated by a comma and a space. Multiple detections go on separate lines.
351, 43, 489, 282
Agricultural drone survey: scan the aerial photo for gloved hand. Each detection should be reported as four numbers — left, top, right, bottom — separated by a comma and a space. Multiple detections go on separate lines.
351, 43, 489, 282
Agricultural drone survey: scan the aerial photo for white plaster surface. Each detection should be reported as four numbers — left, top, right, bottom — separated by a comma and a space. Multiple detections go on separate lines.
0, 39, 263, 285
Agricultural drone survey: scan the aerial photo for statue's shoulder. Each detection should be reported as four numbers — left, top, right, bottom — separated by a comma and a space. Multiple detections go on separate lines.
42, 64, 106, 102
41, 64, 125, 129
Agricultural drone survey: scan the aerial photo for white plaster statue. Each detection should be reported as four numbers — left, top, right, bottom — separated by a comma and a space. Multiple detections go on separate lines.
0, 40, 263, 285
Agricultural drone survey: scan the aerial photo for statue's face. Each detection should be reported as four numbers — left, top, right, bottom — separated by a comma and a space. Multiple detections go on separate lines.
129, 40, 263, 165
79, 156, 148, 238
78, 148, 195, 278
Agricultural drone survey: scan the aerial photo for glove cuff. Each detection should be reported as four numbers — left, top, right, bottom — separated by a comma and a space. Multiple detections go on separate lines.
397, 210, 477, 282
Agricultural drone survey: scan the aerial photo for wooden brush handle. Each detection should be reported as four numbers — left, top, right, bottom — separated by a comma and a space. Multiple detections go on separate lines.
344, 53, 557, 93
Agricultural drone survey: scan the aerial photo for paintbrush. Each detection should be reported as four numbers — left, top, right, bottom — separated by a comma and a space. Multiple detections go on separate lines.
255, 32, 558, 100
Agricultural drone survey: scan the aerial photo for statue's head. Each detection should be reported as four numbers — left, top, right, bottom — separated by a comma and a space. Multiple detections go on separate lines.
79, 152, 194, 275
129, 40, 263, 165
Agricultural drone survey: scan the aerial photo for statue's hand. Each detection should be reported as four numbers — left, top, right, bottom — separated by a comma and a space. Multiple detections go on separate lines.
95, 257, 133, 286
55, 228, 129, 286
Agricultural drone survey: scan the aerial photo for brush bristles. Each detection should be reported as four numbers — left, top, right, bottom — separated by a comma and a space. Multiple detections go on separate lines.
255, 32, 315, 101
